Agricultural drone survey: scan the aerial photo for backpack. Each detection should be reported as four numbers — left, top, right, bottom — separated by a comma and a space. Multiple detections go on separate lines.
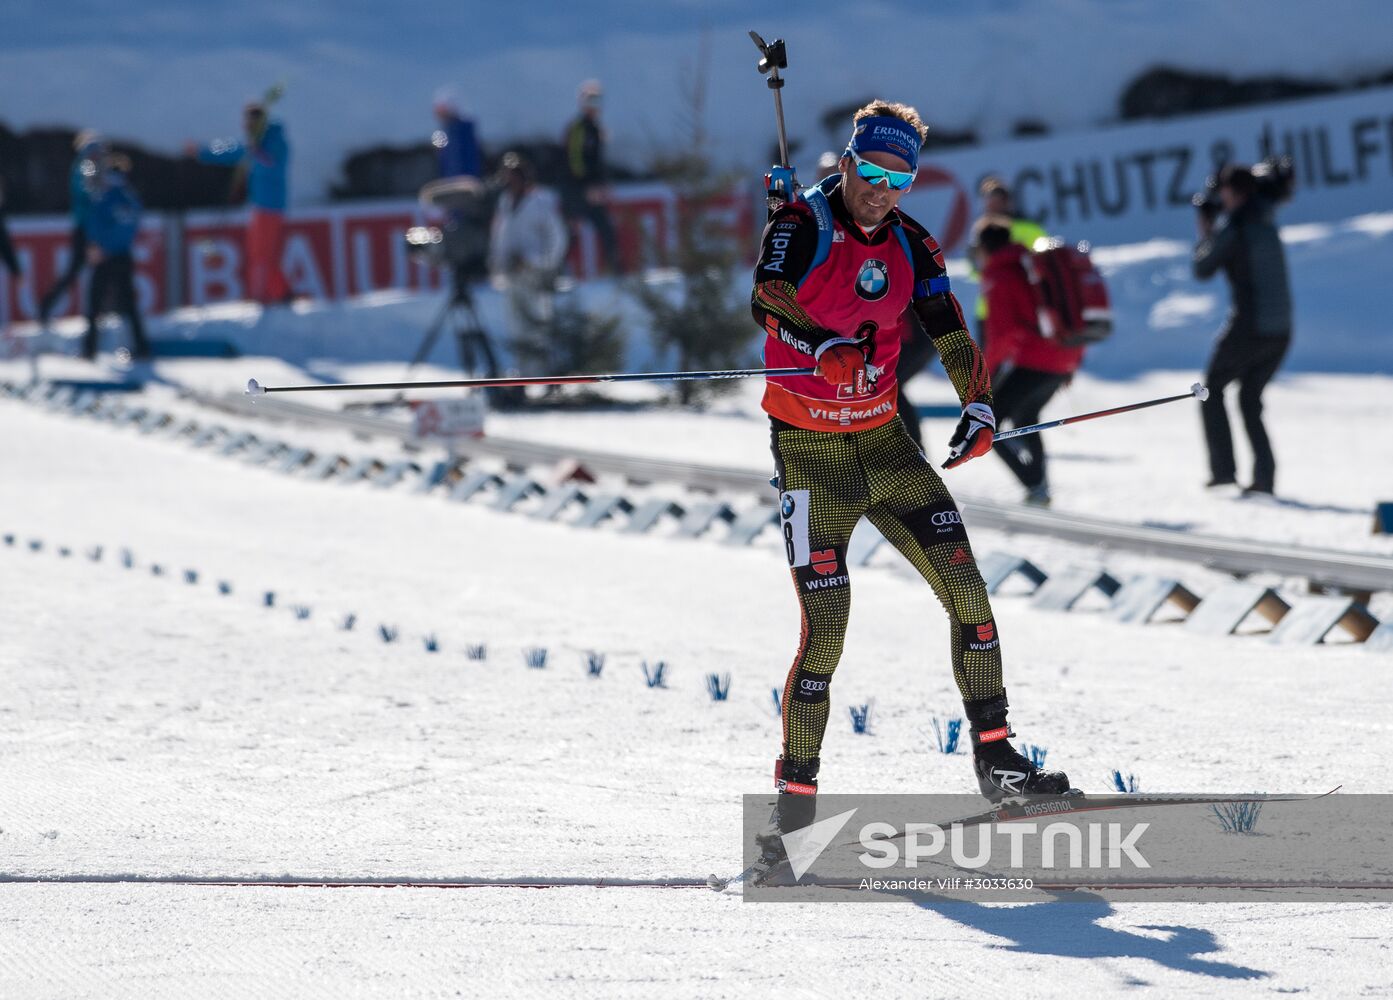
1022, 240, 1113, 347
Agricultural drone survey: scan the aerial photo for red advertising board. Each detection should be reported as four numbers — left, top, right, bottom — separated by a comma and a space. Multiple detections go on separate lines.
1, 218, 167, 324
0, 184, 756, 325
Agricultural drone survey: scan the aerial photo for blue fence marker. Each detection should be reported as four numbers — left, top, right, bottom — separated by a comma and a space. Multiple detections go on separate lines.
1020, 743, 1049, 768
1212, 801, 1263, 834
642, 660, 668, 688
931, 717, 962, 754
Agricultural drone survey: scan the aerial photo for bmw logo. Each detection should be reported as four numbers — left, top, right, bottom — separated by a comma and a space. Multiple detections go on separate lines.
781, 494, 796, 519
856, 259, 889, 301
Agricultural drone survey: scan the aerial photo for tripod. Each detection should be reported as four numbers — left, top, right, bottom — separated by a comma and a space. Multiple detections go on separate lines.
409, 266, 501, 378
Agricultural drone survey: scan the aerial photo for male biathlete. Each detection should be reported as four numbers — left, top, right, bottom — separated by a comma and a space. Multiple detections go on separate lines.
753, 101, 1072, 817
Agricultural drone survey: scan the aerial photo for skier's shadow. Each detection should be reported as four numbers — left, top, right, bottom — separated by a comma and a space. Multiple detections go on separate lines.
895, 889, 1268, 981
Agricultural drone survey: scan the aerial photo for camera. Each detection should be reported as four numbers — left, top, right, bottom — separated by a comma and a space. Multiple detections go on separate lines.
403, 175, 493, 284
1251, 155, 1296, 203
402, 220, 488, 282
1192, 155, 1295, 222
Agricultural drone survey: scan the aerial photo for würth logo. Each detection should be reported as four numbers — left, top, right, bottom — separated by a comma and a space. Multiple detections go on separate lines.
963, 620, 1000, 652
812, 549, 839, 576
950, 546, 972, 565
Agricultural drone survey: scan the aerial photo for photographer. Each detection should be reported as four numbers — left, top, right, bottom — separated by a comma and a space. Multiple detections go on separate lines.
488, 152, 567, 374
1192, 159, 1293, 497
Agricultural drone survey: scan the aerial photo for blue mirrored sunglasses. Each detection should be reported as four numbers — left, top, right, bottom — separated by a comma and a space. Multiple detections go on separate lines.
846, 148, 916, 191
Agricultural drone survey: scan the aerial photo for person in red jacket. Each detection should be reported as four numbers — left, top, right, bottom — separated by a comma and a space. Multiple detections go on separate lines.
975, 216, 1083, 506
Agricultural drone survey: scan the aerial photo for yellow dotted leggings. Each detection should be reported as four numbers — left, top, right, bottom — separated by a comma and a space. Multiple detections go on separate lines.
772, 416, 1004, 764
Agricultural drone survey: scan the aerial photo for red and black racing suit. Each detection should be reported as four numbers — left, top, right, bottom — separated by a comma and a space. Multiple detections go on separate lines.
752, 178, 1004, 780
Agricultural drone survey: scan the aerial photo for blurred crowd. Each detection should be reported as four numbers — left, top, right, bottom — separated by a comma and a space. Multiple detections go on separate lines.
13, 80, 624, 363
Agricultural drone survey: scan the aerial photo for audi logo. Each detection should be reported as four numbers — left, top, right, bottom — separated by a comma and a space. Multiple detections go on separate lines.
931, 512, 962, 526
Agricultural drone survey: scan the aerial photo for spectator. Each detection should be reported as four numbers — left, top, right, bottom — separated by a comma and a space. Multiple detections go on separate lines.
432, 88, 482, 180
971, 176, 1046, 346
975, 215, 1083, 506
488, 152, 567, 372
81, 154, 150, 361
0, 177, 19, 279
38, 130, 105, 323
561, 79, 618, 274
1193, 162, 1293, 496
979, 175, 1047, 248
189, 102, 291, 304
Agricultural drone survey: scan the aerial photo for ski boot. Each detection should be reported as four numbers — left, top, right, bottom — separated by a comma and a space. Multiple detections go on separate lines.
965, 693, 1074, 802
750, 757, 820, 885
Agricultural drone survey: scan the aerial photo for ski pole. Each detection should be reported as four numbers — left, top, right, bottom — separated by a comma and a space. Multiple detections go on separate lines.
991, 382, 1209, 443
245, 366, 816, 396
749, 32, 791, 171
750, 31, 798, 209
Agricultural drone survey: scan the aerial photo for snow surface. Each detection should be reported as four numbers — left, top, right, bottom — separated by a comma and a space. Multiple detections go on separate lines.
4, 206, 1393, 996
3, 384, 1393, 997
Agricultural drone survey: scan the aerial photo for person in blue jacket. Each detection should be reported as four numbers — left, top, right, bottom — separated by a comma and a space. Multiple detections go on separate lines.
189, 102, 291, 303
432, 88, 482, 179
38, 130, 105, 322
82, 154, 150, 360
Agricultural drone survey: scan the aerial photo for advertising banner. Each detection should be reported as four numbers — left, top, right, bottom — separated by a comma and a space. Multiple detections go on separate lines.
896, 86, 1393, 251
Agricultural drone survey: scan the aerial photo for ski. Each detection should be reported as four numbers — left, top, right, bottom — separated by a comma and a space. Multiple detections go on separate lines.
0, 874, 711, 890
868, 785, 1342, 845
707, 860, 782, 893
710, 787, 1341, 892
